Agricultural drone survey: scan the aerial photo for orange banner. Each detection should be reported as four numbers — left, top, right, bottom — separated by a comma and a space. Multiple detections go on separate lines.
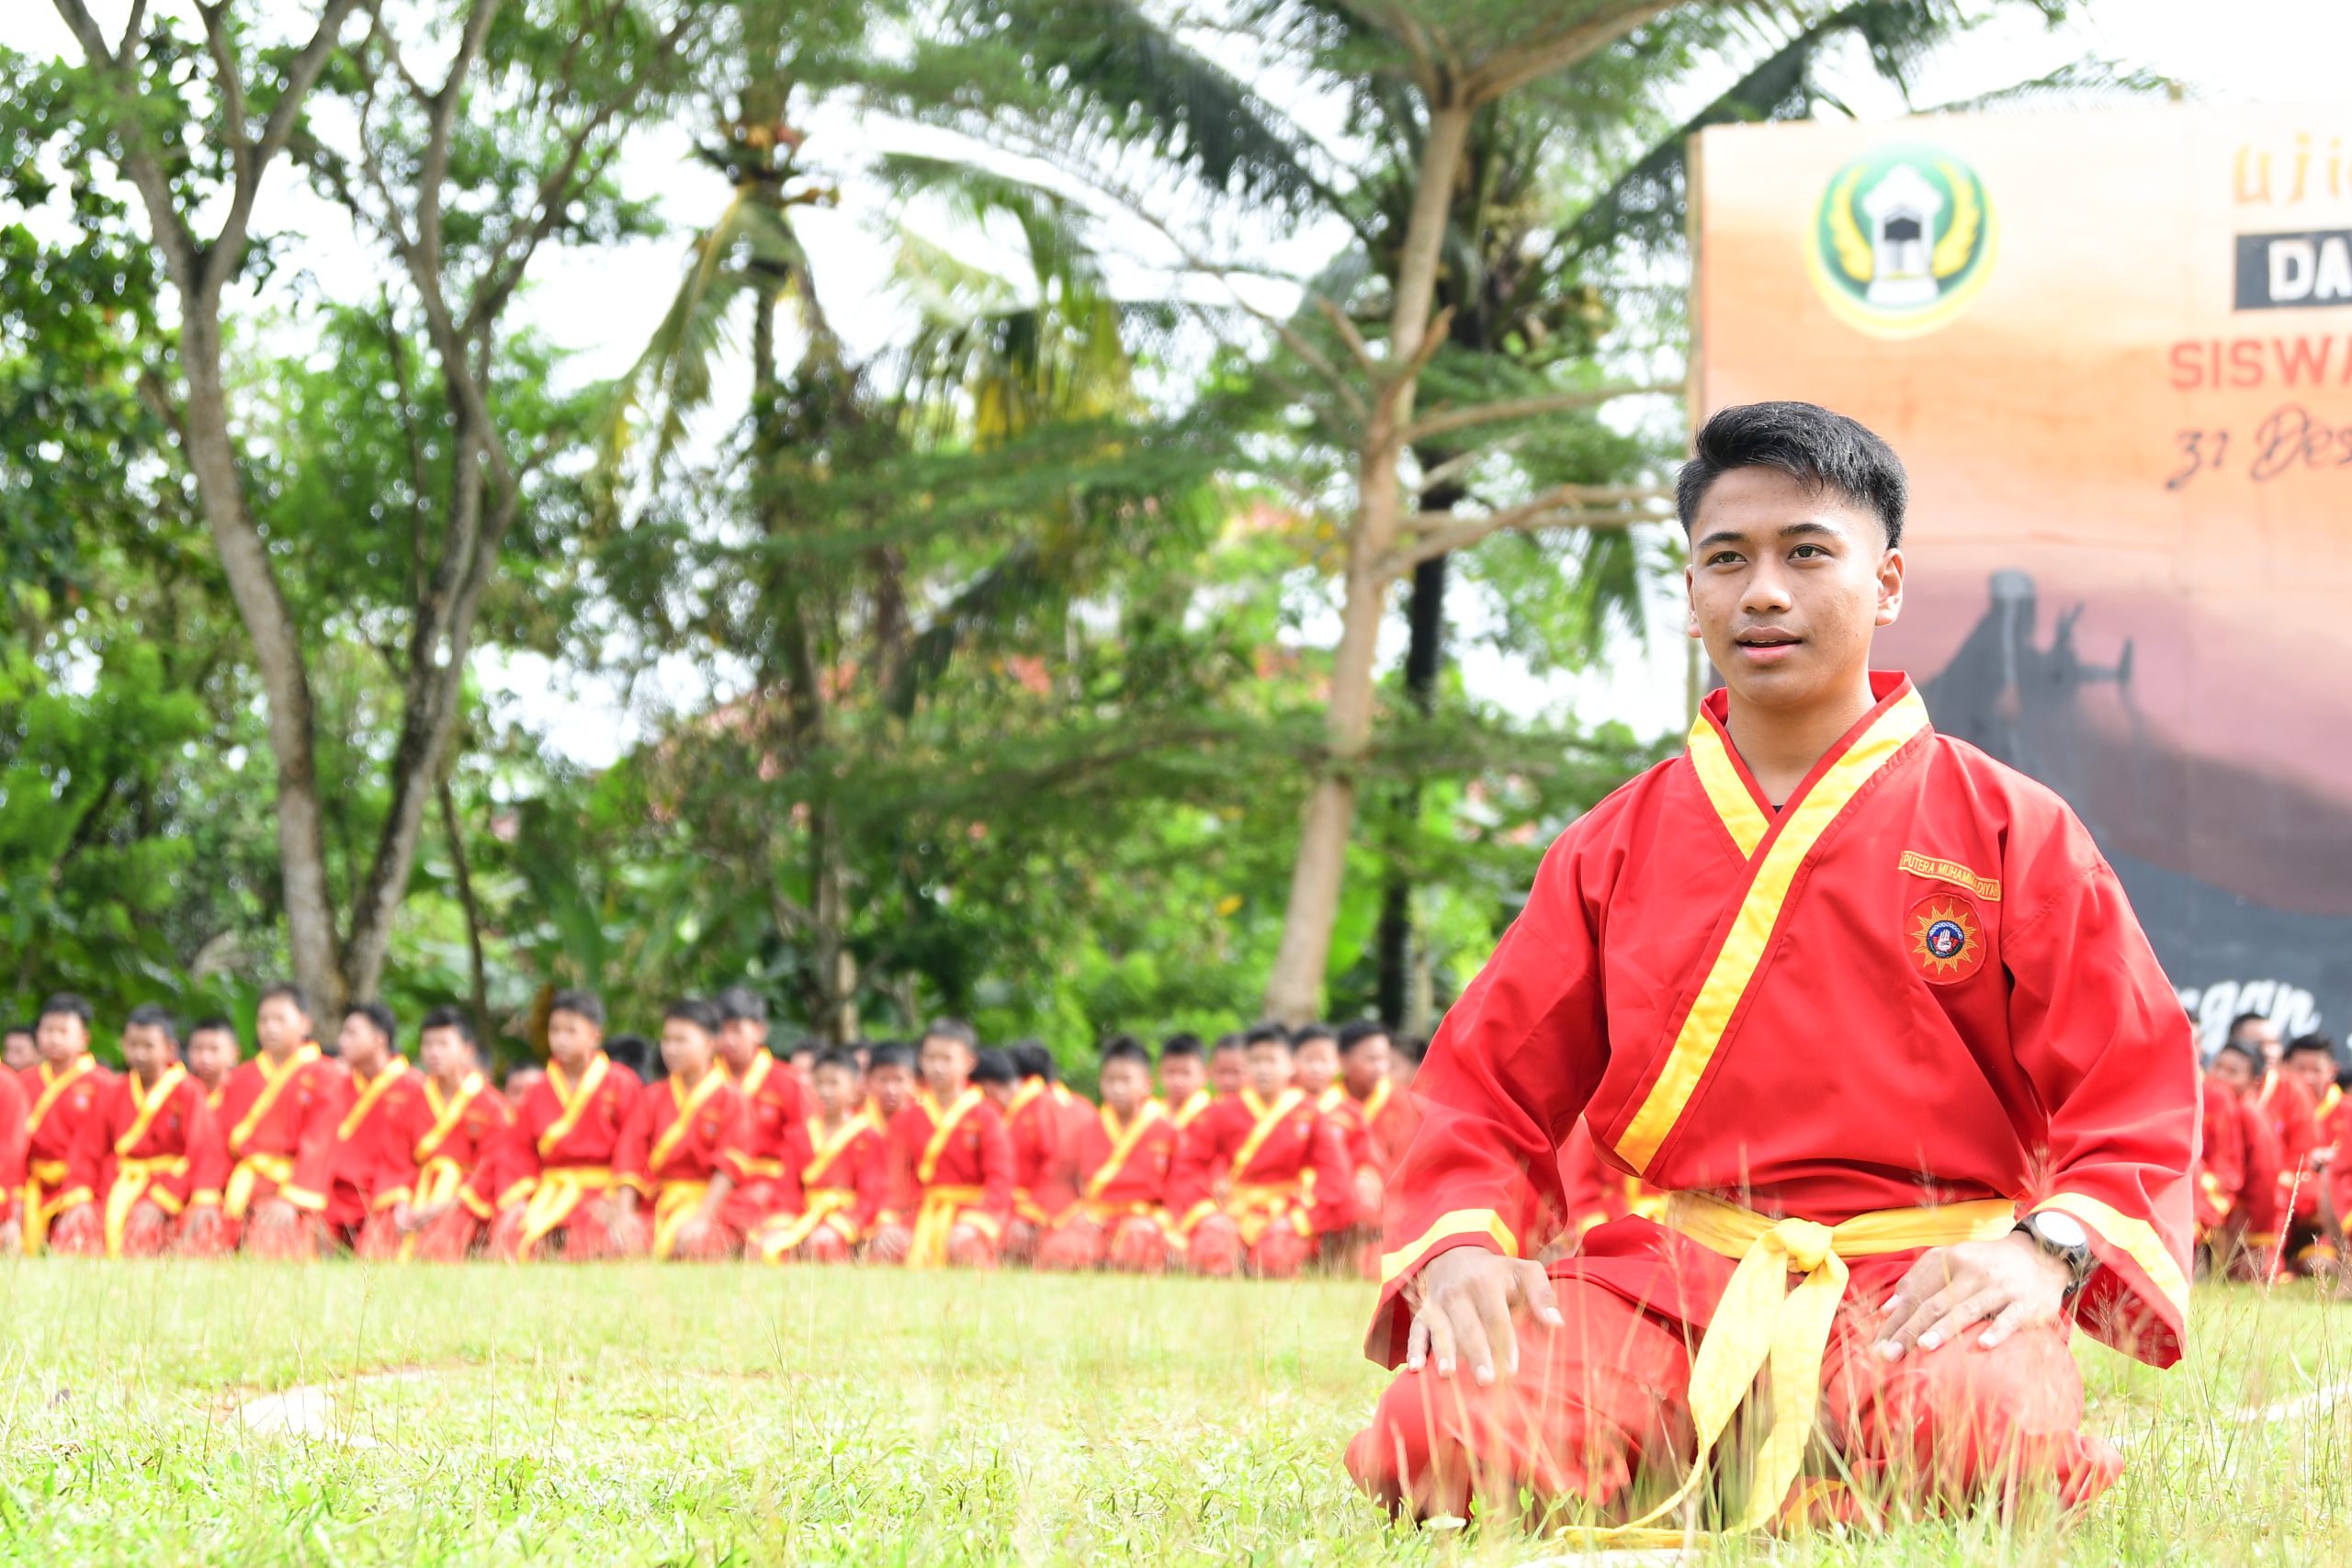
1696, 104, 2352, 1050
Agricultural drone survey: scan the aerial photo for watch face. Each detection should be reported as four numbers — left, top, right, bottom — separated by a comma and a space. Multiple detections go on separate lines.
2035, 1211, 2089, 1250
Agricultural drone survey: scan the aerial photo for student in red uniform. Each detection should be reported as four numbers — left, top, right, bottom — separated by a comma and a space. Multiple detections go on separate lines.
1039, 1036, 1181, 1272
478, 989, 641, 1261
1347, 404, 2193, 1533
1000, 1044, 1077, 1262
196, 983, 350, 1259
20, 993, 114, 1254
1, 1021, 37, 1076
2281, 1033, 2346, 1274
1170, 1024, 1354, 1279
185, 1018, 241, 1110
54, 1005, 211, 1257
867, 1020, 1013, 1268
865, 1043, 916, 1124
2191, 1049, 2249, 1268
2252, 1039, 2324, 1273
612, 998, 752, 1259
2207, 1041, 2284, 1280
1159, 1034, 1213, 1132
327, 1001, 436, 1258
757, 1047, 888, 1264
401, 1007, 513, 1260
712, 987, 807, 1244
1208, 1032, 1248, 1100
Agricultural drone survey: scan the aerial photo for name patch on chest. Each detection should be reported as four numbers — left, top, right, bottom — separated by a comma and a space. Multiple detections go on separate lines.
1898, 850, 2000, 903
1907, 893, 1989, 984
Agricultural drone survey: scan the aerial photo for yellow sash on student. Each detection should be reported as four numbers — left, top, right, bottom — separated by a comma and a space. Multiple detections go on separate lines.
414, 1073, 485, 1166
537, 1054, 611, 1159
650, 1179, 712, 1259
1227, 1181, 1314, 1246
1551, 1190, 2017, 1548
517, 1166, 615, 1257
1082, 1102, 1168, 1211
1170, 1089, 1212, 1130
223, 1153, 295, 1220
646, 1070, 728, 1177
909, 1184, 990, 1268
228, 1044, 321, 1155
20, 1057, 98, 1253
1229, 1087, 1306, 1182
104, 1156, 189, 1257
758, 1187, 861, 1260
338, 1057, 410, 1140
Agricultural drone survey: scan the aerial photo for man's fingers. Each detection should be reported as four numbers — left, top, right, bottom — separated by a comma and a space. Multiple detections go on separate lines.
1881, 1282, 1966, 1359
1520, 1262, 1566, 1328
1473, 1274, 1520, 1381
1423, 1298, 1461, 1378
1913, 1288, 2001, 1351
1442, 1292, 1496, 1385
1978, 1297, 2032, 1348
1406, 1312, 1430, 1371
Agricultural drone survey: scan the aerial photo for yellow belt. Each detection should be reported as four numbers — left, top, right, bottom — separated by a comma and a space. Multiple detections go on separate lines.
908, 1184, 989, 1269
650, 1181, 712, 1259
223, 1153, 296, 1221
105, 1156, 189, 1257
518, 1166, 615, 1257
757, 1188, 860, 1261
22, 1158, 85, 1255
1228, 1181, 1312, 1246
414, 1156, 468, 1212
1079, 1197, 1162, 1227
1561, 1190, 2016, 1547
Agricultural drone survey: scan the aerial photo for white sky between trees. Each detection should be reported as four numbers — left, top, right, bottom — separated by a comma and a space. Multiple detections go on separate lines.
6, 1, 2349, 767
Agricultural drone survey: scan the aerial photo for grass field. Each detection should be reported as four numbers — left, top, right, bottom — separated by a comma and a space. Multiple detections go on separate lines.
0, 1264, 2346, 1564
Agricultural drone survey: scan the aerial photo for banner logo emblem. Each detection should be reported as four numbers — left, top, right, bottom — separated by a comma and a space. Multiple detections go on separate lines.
1908, 894, 1987, 984
1810, 144, 1997, 338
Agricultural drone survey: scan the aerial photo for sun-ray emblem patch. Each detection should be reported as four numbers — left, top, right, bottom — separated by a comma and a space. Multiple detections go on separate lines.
1907, 893, 1987, 984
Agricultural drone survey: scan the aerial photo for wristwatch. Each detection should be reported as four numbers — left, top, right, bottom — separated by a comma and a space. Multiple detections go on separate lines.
2014, 1211, 2098, 1297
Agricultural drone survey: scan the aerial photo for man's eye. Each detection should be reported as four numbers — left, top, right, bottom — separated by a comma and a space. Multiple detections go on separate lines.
1791, 545, 1827, 558
1709, 551, 1742, 566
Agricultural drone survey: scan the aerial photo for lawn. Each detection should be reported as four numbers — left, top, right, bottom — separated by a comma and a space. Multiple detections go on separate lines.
0, 1263, 2345, 1564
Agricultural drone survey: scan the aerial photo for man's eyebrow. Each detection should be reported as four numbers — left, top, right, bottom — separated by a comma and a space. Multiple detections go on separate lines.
1694, 519, 1847, 551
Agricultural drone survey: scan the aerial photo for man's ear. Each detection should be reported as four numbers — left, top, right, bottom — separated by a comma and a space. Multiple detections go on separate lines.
1874, 547, 1905, 628
1684, 564, 1702, 638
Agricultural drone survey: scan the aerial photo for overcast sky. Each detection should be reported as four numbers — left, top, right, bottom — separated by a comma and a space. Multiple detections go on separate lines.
8, 1, 2350, 762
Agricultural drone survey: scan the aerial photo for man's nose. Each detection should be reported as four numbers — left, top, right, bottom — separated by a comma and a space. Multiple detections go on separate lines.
1740, 562, 1793, 615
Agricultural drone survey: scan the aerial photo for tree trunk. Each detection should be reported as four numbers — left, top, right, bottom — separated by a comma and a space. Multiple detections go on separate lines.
1261, 100, 1474, 1025
1375, 548, 1449, 1025
178, 310, 343, 1013
437, 773, 492, 1042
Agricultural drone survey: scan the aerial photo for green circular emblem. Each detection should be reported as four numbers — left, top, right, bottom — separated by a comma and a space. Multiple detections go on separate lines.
1806, 143, 1996, 338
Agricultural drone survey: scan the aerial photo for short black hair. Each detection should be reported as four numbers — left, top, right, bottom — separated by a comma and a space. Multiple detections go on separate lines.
971, 1048, 1017, 1087
550, 988, 606, 1029
866, 1043, 913, 1071
604, 1032, 652, 1077
1244, 1023, 1292, 1052
1010, 1042, 1057, 1082
419, 1005, 479, 1045
1338, 1021, 1390, 1054
2287, 1032, 2338, 1062
714, 986, 767, 1024
123, 1003, 179, 1042
2226, 1011, 2274, 1043
1394, 1034, 1427, 1064
1159, 1032, 1202, 1062
1100, 1036, 1151, 1070
256, 981, 311, 1018
2215, 1040, 2265, 1070
343, 1001, 398, 1047
1211, 1032, 1246, 1055
1677, 401, 1906, 549
812, 1046, 861, 1075
922, 1017, 979, 1051
188, 1016, 238, 1041
3, 1021, 36, 1040
38, 993, 94, 1027
1291, 1022, 1337, 1050
663, 998, 723, 1036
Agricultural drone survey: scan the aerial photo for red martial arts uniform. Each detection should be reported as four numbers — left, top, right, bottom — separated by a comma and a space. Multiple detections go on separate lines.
1003, 1078, 1078, 1258
717, 1052, 807, 1240
615, 1070, 752, 1258
57, 1064, 212, 1257
1169, 1088, 1215, 1134
329, 1058, 435, 1258
21, 1056, 112, 1253
407, 1072, 513, 1260
2192, 1075, 2246, 1243
876, 1087, 1013, 1267
0, 1070, 26, 1236
206, 1043, 349, 1258
1037, 1100, 1181, 1272
1349, 675, 2195, 1532
1355, 1077, 1419, 1187
1168, 1086, 1354, 1278
2252, 1070, 2323, 1274
755, 1110, 887, 1263
477, 1052, 640, 1261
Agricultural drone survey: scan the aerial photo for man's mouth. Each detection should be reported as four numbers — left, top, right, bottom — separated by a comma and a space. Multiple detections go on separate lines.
1733, 629, 1802, 662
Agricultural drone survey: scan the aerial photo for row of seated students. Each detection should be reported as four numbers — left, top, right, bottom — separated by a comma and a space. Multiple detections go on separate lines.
2190, 1010, 2352, 1283
0, 987, 1428, 1276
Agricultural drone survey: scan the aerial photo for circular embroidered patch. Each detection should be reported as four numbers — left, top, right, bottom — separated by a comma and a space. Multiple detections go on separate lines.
1907, 893, 1987, 984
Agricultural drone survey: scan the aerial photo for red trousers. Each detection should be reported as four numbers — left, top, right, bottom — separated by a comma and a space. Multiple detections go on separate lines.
868, 1222, 999, 1268
409, 1207, 487, 1261
485, 1202, 626, 1262
1346, 1274, 2120, 1525
1187, 1213, 1315, 1278
1037, 1213, 1174, 1273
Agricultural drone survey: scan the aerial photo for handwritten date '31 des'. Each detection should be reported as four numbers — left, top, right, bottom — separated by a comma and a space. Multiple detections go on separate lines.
2168, 403, 2352, 490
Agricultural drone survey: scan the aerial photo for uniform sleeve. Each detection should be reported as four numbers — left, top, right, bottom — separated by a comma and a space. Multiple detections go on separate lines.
0, 1076, 24, 1225
1367, 831, 1611, 1366
613, 1094, 656, 1195
1306, 1111, 1357, 1236
2004, 814, 2198, 1370
876, 1115, 916, 1228
711, 1093, 754, 1187
773, 1120, 813, 1217
187, 1096, 229, 1210
282, 1068, 350, 1214
2193, 1080, 2243, 1234
975, 1104, 1014, 1228
852, 1128, 889, 1231
2276, 1079, 2323, 1220
65, 1086, 119, 1212
467, 1106, 537, 1217
370, 1089, 431, 1211
1164, 1112, 1224, 1235
151, 1083, 209, 1213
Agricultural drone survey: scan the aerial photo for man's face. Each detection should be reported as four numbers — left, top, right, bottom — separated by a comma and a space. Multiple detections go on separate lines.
812, 1062, 860, 1118
1210, 1047, 1247, 1097
1391, 1051, 1418, 1090
36, 1011, 87, 1066
1685, 468, 1901, 713
1340, 1035, 1392, 1096
1292, 1038, 1338, 1096
1101, 1056, 1149, 1118
337, 1013, 390, 1071
418, 1026, 472, 1082
2288, 1049, 2335, 1102
661, 1018, 715, 1080
2233, 1018, 2285, 1069
547, 1009, 603, 1070
868, 1063, 912, 1116
978, 1077, 1012, 1108
918, 1035, 972, 1098
1159, 1054, 1205, 1105
254, 997, 310, 1055
2210, 1051, 2257, 1095
1244, 1043, 1291, 1099
717, 1016, 765, 1067
185, 1028, 238, 1085
2, 1031, 36, 1072
120, 1023, 172, 1082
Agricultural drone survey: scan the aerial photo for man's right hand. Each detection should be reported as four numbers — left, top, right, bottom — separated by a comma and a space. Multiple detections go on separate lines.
253, 1198, 299, 1233
1405, 1247, 1564, 1385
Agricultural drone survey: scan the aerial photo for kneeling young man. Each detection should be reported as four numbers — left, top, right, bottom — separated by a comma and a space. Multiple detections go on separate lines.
756, 1048, 887, 1264
867, 1021, 1012, 1268
477, 990, 640, 1261
400, 1007, 513, 1260
1348, 403, 2193, 1535
57, 1005, 213, 1257
1169, 1025, 1353, 1278
1039, 1036, 1179, 1272
612, 999, 752, 1259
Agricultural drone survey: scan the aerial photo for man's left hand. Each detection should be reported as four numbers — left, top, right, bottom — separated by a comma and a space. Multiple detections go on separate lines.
1873, 1232, 2070, 1360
